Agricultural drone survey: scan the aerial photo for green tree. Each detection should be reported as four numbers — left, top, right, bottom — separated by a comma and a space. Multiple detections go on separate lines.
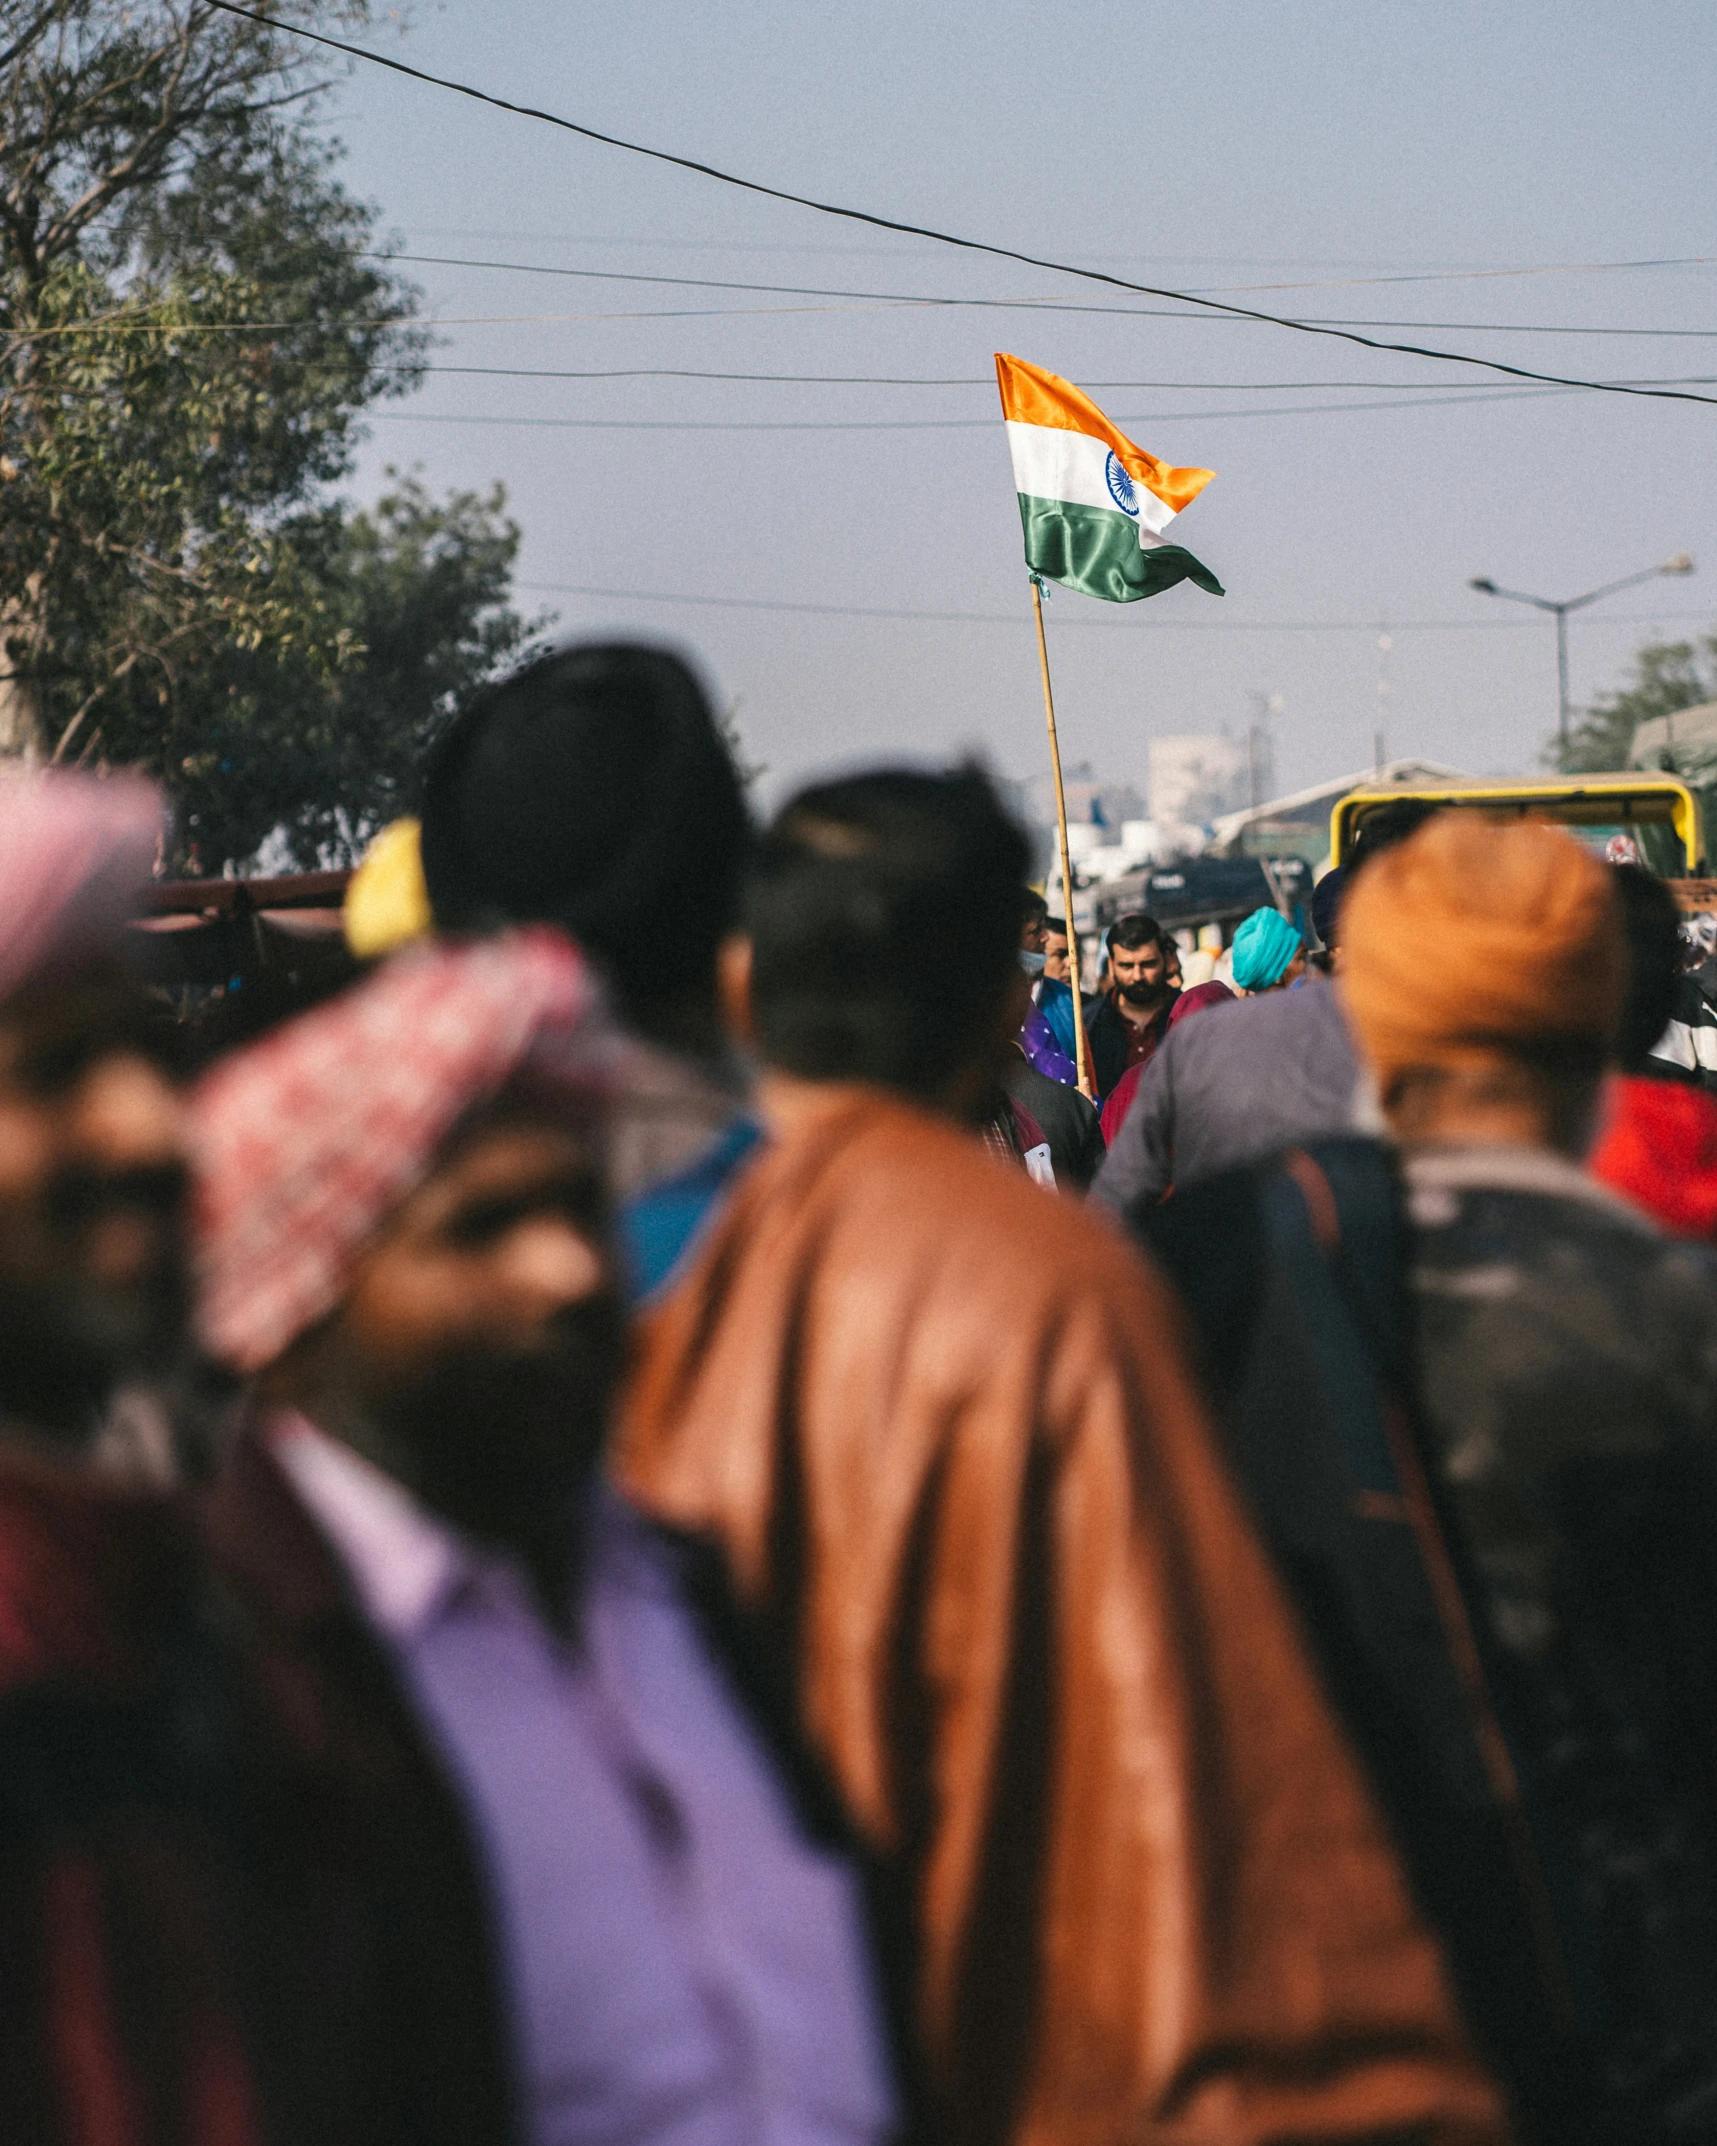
1556, 631, 1717, 774
176, 472, 548, 871
0, 2, 544, 868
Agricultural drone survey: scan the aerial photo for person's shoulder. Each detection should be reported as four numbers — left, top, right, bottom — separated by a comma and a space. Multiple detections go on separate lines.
1162, 972, 1337, 1062
769, 1091, 1147, 1296
1407, 1147, 1717, 1316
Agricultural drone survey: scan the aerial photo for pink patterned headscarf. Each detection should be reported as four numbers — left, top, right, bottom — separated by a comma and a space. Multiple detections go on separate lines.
0, 768, 162, 1004
191, 927, 615, 1374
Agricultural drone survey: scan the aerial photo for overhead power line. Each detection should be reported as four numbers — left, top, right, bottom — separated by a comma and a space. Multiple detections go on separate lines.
399, 364, 1713, 389
395, 227, 1712, 275
17, 289, 1717, 343
370, 384, 1585, 429
370, 249, 1717, 337
515, 579, 1714, 632
204, 0, 1717, 409
385, 236, 1717, 289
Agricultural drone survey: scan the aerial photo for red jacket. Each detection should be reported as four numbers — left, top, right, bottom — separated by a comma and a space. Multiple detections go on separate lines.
0, 1435, 522, 2146
1590, 1074, 1717, 1239
0, 1454, 263, 2146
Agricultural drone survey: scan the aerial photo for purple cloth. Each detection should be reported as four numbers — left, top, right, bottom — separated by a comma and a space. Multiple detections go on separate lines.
273, 1424, 892, 2146
1020, 1000, 1078, 1086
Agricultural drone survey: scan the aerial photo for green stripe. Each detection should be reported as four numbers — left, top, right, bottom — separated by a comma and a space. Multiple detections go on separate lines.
1017, 494, 1224, 603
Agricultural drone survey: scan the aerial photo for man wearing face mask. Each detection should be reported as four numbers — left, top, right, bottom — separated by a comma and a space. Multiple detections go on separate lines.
1009, 894, 1104, 1187
192, 931, 895, 2146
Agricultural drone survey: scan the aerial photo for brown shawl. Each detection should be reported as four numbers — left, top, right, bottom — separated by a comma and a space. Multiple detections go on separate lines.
617, 1091, 1506, 2146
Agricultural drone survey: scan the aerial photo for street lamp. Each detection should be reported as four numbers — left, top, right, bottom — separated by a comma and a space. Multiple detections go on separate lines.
1469, 553, 1695, 752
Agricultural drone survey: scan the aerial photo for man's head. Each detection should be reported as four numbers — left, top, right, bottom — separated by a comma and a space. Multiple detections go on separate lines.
0, 773, 185, 1441
287, 1105, 622, 1568
734, 764, 1029, 1118
194, 932, 624, 1569
1107, 914, 1171, 1012
1342, 814, 1625, 1156
1043, 917, 1071, 983
1019, 888, 1049, 959
1317, 798, 1442, 962
1231, 907, 1305, 994
1610, 863, 1685, 1074
420, 643, 750, 1057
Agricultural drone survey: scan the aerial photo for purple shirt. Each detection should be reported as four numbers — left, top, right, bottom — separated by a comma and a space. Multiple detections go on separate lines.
271, 1421, 894, 2146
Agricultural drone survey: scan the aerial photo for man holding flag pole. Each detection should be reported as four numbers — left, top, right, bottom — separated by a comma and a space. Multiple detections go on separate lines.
996, 353, 1224, 1097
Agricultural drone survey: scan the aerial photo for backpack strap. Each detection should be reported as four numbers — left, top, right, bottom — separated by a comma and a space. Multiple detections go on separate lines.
1279, 1142, 1577, 2035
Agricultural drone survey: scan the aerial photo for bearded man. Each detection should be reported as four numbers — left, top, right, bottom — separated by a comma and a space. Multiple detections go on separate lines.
192, 929, 894, 2146
1087, 910, 1176, 1098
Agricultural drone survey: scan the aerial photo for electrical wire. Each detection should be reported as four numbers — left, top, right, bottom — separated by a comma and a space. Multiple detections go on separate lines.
202, 0, 1717, 408
368, 384, 1582, 429
399, 364, 1716, 389
14, 291, 1717, 341
388, 233, 1717, 287
513, 579, 1714, 632
369, 248, 1717, 336
376, 246, 1717, 311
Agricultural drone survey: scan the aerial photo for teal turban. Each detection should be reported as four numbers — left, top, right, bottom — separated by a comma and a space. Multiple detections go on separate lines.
1231, 906, 1303, 992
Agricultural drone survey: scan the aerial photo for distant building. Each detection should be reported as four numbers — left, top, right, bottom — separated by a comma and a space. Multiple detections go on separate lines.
1150, 729, 1244, 828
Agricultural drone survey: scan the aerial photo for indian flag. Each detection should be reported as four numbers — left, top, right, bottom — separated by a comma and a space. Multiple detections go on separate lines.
996, 353, 1224, 602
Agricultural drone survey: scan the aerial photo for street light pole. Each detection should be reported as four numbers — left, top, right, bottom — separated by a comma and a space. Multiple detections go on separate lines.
1469, 554, 1695, 754
1556, 607, 1570, 747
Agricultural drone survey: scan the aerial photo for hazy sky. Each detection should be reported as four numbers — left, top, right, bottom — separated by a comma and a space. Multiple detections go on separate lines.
321, 0, 1717, 810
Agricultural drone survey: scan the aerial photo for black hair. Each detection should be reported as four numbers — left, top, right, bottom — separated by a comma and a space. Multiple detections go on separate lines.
1318, 797, 1445, 953
419, 642, 750, 1043
1345, 797, 1442, 877
747, 764, 1029, 1099
1019, 888, 1049, 931
1044, 916, 1068, 937
1310, 868, 1345, 954
1108, 912, 1166, 954
1610, 864, 1683, 1072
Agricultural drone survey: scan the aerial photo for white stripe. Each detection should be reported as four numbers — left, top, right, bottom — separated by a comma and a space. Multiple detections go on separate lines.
1004, 420, 1177, 538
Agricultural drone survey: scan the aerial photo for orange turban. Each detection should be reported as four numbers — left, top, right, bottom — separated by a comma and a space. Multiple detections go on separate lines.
1340, 812, 1625, 1091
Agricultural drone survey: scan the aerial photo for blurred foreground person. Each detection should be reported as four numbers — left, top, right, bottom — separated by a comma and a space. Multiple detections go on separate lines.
619, 766, 1504, 2146
0, 772, 267, 2145
420, 642, 758, 1299
1342, 816, 1717, 2143
193, 932, 893, 2146
1132, 820, 1717, 2143
1093, 801, 1436, 1208
1588, 863, 1717, 1237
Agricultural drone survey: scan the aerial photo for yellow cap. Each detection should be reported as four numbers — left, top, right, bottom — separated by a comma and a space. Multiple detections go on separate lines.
344, 817, 434, 960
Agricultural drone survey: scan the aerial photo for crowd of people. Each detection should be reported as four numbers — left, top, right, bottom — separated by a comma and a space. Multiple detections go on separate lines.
7, 638, 1717, 2146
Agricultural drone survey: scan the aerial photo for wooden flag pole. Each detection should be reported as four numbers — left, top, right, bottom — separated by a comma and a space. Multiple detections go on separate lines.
1030, 575, 1094, 1099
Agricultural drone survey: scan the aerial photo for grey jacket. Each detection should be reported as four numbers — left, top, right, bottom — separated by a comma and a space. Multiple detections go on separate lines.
1092, 978, 1365, 1212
